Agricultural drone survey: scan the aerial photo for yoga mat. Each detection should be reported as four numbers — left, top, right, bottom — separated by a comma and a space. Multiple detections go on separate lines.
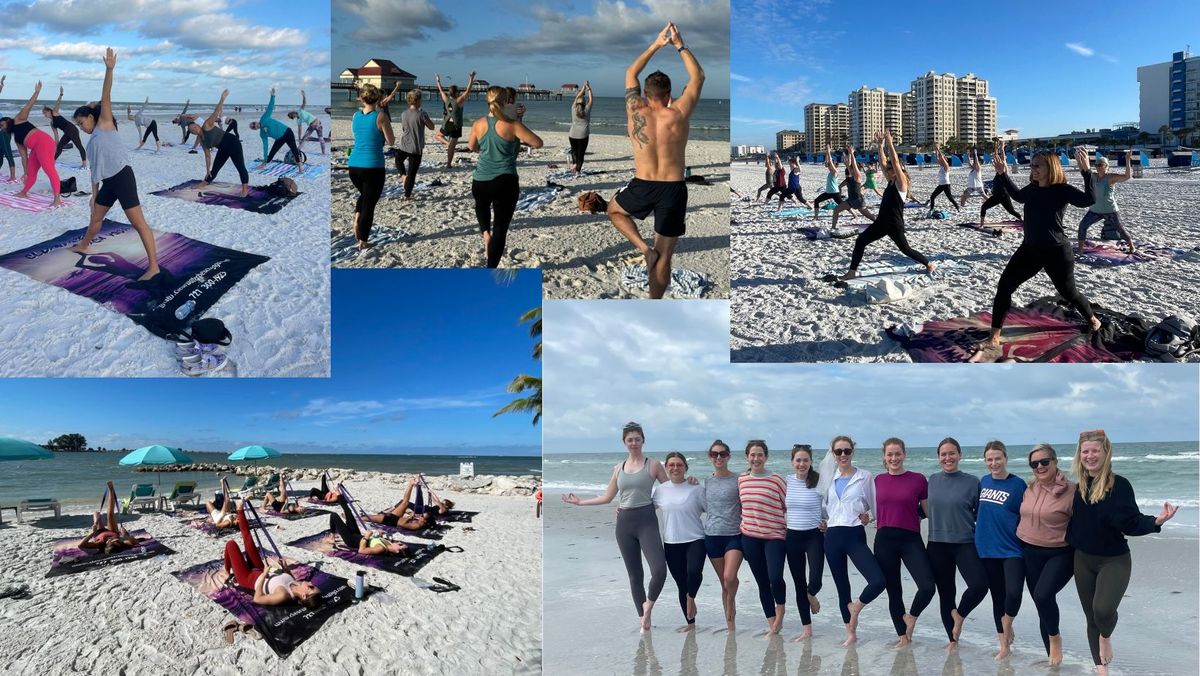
182, 514, 267, 537
150, 180, 300, 215
439, 510, 479, 523
0, 219, 269, 341
285, 531, 451, 577
266, 507, 329, 521
250, 161, 326, 180
172, 559, 354, 658
955, 220, 1022, 237
45, 530, 174, 578
0, 191, 70, 212
1076, 241, 1185, 267
360, 518, 449, 541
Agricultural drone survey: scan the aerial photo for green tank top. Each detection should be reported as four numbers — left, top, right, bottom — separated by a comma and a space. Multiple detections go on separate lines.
1091, 177, 1118, 214
472, 117, 519, 181
825, 171, 838, 193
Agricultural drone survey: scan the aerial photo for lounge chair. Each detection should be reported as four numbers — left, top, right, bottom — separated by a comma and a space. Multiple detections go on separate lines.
122, 483, 159, 513
17, 498, 61, 523
232, 475, 259, 498
166, 481, 200, 509
251, 473, 279, 498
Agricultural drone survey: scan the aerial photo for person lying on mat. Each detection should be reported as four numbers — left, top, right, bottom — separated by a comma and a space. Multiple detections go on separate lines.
308, 473, 339, 502
79, 481, 141, 554
415, 475, 456, 516
204, 476, 239, 529
329, 489, 409, 556
361, 477, 436, 530
223, 500, 322, 607
261, 474, 305, 515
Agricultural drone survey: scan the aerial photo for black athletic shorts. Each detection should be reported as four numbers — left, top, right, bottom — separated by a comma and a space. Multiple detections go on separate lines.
613, 178, 688, 237
441, 120, 461, 139
380, 512, 400, 527
270, 499, 284, 513
95, 165, 140, 209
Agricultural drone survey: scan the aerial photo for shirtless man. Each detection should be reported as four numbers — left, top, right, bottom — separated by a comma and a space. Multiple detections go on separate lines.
607, 22, 704, 299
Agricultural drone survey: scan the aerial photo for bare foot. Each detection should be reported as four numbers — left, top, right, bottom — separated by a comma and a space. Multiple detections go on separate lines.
641, 600, 654, 632
903, 613, 917, 640
1089, 315, 1102, 332
839, 269, 858, 281
137, 266, 160, 281
675, 623, 694, 633
14, 190, 28, 198
240, 186, 249, 197
846, 600, 864, 637
643, 247, 660, 272
356, 240, 374, 252
791, 626, 812, 642
686, 596, 696, 621
894, 634, 911, 648
1099, 635, 1113, 665
726, 619, 736, 633
51, 197, 63, 207
808, 593, 820, 615
1095, 666, 1108, 676
770, 604, 785, 634
1001, 615, 1014, 645
67, 243, 90, 254
926, 262, 937, 275
950, 609, 964, 641
841, 628, 857, 647
1048, 634, 1063, 665
944, 640, 958, 653
995, 635, 1010, 660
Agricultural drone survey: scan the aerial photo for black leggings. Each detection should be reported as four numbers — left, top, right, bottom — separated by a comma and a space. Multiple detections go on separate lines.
928, 184, 957, 210
395, 150, 422, 198
266, 128, 301, 163
664, 539, 705, 623
785, 527, 824, 625
54, 125, 86, 163
764, 185, 787, 201
849, 218, 930, 270
225, 119, 239, 137
825, 525, 886, 623
614, 504, 667, 616
308, 475, 331, 498
181, 123, 191, 144
990, 242, 1094, 330
329, 497, 363, 549
981, 191, 1021, 222
205, 133, 250, 186
983, 557, 1026, 632
1022, 542, 1075, 654
471, 172, 520, 268
873, 527, 936, 636
348, 166, 386, 243
569, 136, 588, 172
1074, 550, 1132, 666
742, 534, 787, 619
927, 541, 989, 642
812, 191, 844, 211
141, 120, 159, 144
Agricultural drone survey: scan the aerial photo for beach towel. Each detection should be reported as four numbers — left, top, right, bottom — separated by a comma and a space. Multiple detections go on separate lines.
798, 226, 860, 240
0, 191, 70, 212
150, 180, 300, 215
770, 203, 836, 217
0, 219, 269, 341
182, 514, 267, 537
515, 186, 563, 212
619, 264, 712, 299
285, 531, 453, 577
830, 259, 972, 304
266, 507, 329, 521
45, 530, 174, 578
439, 510, 479, 523
172, 559, 354, 658
330, 225, 415, 264
1076, 241, 1186, 267
250, 161, 326, 180
956, 220, 1023, 237
360, 519, 450, 540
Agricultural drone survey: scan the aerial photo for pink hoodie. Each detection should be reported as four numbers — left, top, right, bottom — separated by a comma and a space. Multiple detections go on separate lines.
1017, 470, 1076, 547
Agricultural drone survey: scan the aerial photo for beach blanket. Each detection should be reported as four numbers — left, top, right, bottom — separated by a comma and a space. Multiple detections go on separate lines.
771, 203, 836, 217
285, 531, 452, 577
798, 222, 871, 240
0, 191, 70, 212
1076, 241, 1186, 267
250, 161, 326, 180
359, 519, 450, 540
828, 259, 973, 304
515, 186, 563, 212
172, 559, 354, 658
956, 220, 1023, 237
886, 300, 1142, 363
265, 507, 329, 521
439, 510, 479, 523
45, 530, 174, 578
150, 180, 300, 215
330, 225, 415, 264
619, 264, 712, 299
0, 219, 269, 341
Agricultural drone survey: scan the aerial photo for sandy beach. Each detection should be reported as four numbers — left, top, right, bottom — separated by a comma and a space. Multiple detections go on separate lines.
0, 473, 541, 675
729, 160, 1200, 362
0, 110, 332, 377
330, 121, 730, 299
543, 491, 1199, 675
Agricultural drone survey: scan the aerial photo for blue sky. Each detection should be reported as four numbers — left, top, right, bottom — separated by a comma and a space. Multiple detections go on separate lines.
731, 0, 1200, 146
0, 0, 329, 106
332, 0, 729, 98
544, 301, 1199, 452
0, 270, 542, 455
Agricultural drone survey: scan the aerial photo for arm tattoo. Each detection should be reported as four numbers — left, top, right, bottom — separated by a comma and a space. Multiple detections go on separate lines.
625, 85, 641, 112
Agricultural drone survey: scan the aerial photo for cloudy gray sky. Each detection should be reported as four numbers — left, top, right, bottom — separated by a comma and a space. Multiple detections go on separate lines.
544, 301, 1199, 453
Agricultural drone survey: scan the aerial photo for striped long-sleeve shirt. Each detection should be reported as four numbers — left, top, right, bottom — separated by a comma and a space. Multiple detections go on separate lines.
738, 472, 787, 540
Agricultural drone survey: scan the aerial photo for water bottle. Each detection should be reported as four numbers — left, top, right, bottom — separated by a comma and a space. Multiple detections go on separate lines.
174, 300, 196, 321
684, 166, 692, 178
354, 570, 365, 600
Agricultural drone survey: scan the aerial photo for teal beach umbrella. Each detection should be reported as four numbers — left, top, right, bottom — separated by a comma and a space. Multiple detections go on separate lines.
0, 437, 54, 461
120, 445, 194, 488
228, 445, 281, 462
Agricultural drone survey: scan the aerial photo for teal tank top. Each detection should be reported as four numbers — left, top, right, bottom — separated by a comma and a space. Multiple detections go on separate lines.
1091, 177, 1118, 214
825, 171, 838, 193
472, 117, 518, 181
349, 110, 384, 169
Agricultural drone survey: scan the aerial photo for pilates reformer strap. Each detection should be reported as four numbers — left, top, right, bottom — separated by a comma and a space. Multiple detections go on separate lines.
244, 498, 287, 571
337, 483, 375, 533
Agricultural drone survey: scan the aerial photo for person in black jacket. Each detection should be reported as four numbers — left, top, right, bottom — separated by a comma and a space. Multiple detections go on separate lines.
1066, 429, 1178, 676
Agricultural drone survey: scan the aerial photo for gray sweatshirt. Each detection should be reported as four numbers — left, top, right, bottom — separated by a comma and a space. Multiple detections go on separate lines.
927, 471, 979, 544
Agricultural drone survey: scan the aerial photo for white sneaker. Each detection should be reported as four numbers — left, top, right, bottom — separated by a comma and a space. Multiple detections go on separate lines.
181, 353, 229, 377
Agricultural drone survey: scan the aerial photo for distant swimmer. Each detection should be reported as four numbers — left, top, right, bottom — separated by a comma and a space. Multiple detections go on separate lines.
127, 96, 159, 151
0, 80, 64, 206
287, 89, 325, 156
609, 22, 705, 298
433, 70, 476, 168
44, 86, 87, 168
249, 87, 303, 170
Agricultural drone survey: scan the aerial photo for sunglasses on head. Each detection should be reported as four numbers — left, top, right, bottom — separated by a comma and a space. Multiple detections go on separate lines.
1079, 428, 1106, 438
709, 450, 730, 458
833, 447, 854, 456
1029, 458, 1054, 469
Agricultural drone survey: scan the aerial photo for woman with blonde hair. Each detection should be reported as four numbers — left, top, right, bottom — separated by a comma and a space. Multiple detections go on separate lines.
395, 88, 434, 200
975, 440, 1027, 659
1067, 430, 1177, 676
347, 83, 394, 250
1017, 443, 1075, 666
978, 141, 1101, 357
466, 85, 543, 268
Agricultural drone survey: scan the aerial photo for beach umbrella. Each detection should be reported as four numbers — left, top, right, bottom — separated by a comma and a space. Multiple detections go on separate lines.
228, 445, 281, 462
119, 445, 194, 488
0, 437, 54, 461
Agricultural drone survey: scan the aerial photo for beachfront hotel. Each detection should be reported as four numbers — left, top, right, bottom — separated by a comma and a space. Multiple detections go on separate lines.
848, 86, 913, 148
1138, 49, 1200, 135
803, 102, 850, 153
775, 129, 805, 154
909, 71, 997, 147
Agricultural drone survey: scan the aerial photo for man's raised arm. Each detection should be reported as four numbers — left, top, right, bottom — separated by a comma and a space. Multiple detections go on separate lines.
668, 23, 704, 117
626, 23, 672, 112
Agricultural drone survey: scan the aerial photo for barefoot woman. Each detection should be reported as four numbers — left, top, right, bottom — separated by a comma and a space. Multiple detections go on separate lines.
703, 439, 744, 632
652, 451, 706, 632
1017, 443, 1076, 666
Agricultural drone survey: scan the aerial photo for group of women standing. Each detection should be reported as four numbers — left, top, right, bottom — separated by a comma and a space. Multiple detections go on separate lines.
564, 424, 1177, 676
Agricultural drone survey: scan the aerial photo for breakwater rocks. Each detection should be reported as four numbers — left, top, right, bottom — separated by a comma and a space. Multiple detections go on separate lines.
133, 464, 540, 497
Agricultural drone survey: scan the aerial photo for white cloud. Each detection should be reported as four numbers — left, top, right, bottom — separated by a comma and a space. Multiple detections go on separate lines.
1066, 42, 1094, 57
170, 14, 308, 50
730, 73, 753, 83
334, 0, 454, 46
55, 69, 104, 81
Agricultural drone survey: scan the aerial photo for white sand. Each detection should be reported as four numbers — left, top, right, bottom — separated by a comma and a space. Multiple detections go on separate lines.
330, 122, 730, 299
0, 475, 541, 675
0, 112, 332, 376
730, 159, 1200, 362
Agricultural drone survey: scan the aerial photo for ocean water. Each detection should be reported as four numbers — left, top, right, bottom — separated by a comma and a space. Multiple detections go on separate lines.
332, 95, 729, 142
0, 451, 541, 508
544, 441, 1200, 534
